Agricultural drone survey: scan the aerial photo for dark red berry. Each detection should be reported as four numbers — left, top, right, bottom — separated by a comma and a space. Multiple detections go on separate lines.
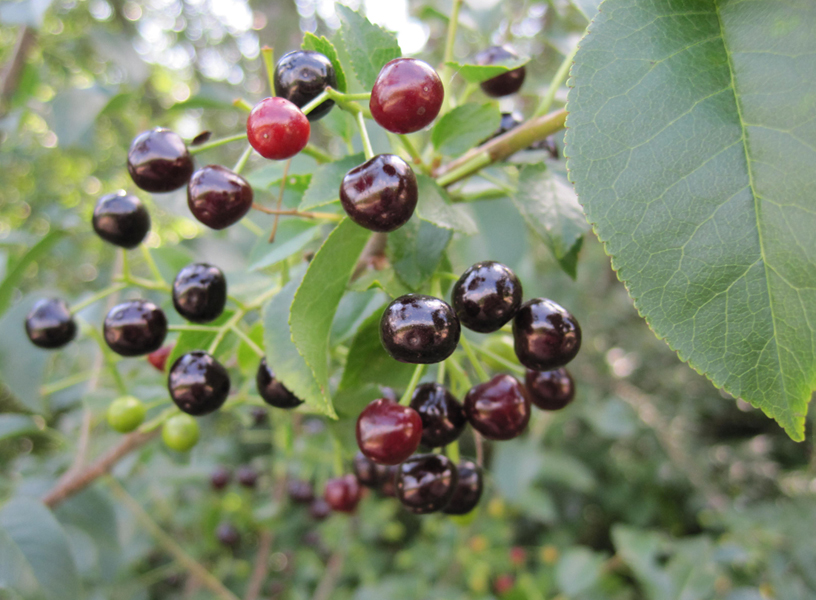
172, 263, 227, 323
309, 498, 331, 521
380, 294, 461, 364
25, 298, 76, 350
168, 351, 230, 415
236, 465, 258, 488
92, 191, 151, 249
288, 479, 315, 504
493, 574, 516, 596
256, 358, 303, 409
352, 451, 390, 488
246, 97, 310, 160
464, 374, 530, 441
509, 547, 527, 566
370, 58, 444, 134
324, 474, 361, 513
452, 261, 523, 333
187, 165, 253, 230
216, 522, 240, 548
525, 368, 575, 411
395, 454, 458, 514
210, 466, 232, 490
513, 298, 581, 371
274, 50, 336, 121
474, 46, 526, 97
380, 465, 399, 497
356, 398, 423, 465
104, 299, 167, 357
443, 460, 483, 515
127, 128, 194, 193
410, 383, 466, 448
250, 407, 268, 425
147, 344, 173, 372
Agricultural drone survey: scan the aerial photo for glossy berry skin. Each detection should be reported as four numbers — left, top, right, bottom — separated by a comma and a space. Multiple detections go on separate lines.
104, 299, 167, 357
464, 374, 531, 441
340, 154, 418, 232
247, 97, 310, 160
443, 460, 483, 515
452, 261, 523, 333
288, 479, 315, 504
395, 454, 458, 514
380, 294, 461, 364
147, 345, 173, 372
172, 263, 227, 323
187, 165, 253, 230
525, 368, 575, 411
168, 351, 230, 416
162, 414, 199, 451
256, 358, 303, 408
210, 466, 232, 491
127, 128, 194, 193
356, 398, 423, 465
309, 498, 331, 521
25, 298, 76, 349
236, 465, 258, 488
473, 46, 526, 97
92, 191, 151, 249
107, 396, 146, 433
513, 298, 581, 371
370, 58, 444, 134
324, 474, 361, 514
216, 523, 240, 548
274, 50, 336, 121
353, 451, 390, 488
410, 383, 466, 448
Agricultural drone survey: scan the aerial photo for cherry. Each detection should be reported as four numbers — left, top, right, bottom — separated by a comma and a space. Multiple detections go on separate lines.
107, 396, 146, 433
162, 413, 200, 451
452, 261, 523, 333
210, 466, 232, 491
147, 344, 173, 372
443, 460, 483, 515
464, 374, 530, 441
256, 358, 303, 408
409, 383, 466, 448
525, 367, 575, 411
216, 522, 241, 548
288, 479, 315, 504
168, 351, 230, 416
246, 97, 310, 160
509, 547, 527, 566
493, 574, 516, 596
309, 498, 331, 521
339, 154, 418, 232
513, 298, 581, 371
352, 451, 390, 488
236, 465, 258, 488
380, 294, 461, 364
370, 58, 444, 134
324, 474, 361, 513
92, 191, 151, 249
356, 398, 423, 465
25, 298, 76, 349
473, 46, 526, 97
127, 128, 194, 193
187, 165, 253, 230
250, 407, 268, 425
172, 263, 227, 323
380, 465, 399, 497
274, 50, 337, 121
395, 454, 458, 514
103, 299, 167, 357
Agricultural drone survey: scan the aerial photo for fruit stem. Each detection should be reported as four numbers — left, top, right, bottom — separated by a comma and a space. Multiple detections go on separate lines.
138, 406, 178, 433
533, 43, 579, 119
301, 144, 333, 164
71, 282, 128, 314
240, 218, 265, 237
356, 111, 375, 160
437, 360, 446, 385
268, 158, 292, 242
40, 369, 95, 396
140, 245, 167, 286
331, 435, 344, 477
251, 203, 341, 221
399, 363, 426, 406
233, 97, 253, 112
229, 324, 264, 357
208, 309, 245, 355
167, 324, 219, 332
261, 46, 276, 97
460, 335, 490, 382
188, 133, 248, 155
439, 0, 464, 113
472, 343, 525, 377
300, 89, 330, 116
395, 133, 424, 167
447, 439, 461, 465
233, 144, 253, 175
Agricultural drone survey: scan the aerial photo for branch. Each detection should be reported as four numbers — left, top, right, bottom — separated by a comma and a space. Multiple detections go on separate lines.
244, 529, 273, 600
310, 550, 345, 600
0, 26, 36, 115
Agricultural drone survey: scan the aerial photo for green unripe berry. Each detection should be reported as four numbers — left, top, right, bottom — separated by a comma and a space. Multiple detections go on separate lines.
162, 413, 200, 452
107, 396, 146, 433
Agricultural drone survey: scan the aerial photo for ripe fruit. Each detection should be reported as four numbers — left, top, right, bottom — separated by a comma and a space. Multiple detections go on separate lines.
288, 479, 315, 504
107, 396, 146, 433
168, 351, 230, 416
380, 294, 461, 364
274, 50, 337, 121
172, 263, 227, 323
339, 154, 418, 232
352, 451, 390, 488
324, 474, 361, 513
443, 460, 483, 515
309, 498, 331, 521
395, 454, 458, 514
356, 398, 423, 465
236, 465, 258, 488
246, 97, 310, 160
162, 413, 200, 451
210, 466, 232, 490
513, 298, 581, 371
410, 383, 467, 448
370, 58, 444, 134
256, 358, 303, 408
452, 261, 523, 333
380, 465, 399, 497
103, 299, 167, 357
464, 374, 531, 441
92, 191, 151, 249
147, 344, 173, 372
216, 522, 240, 548
127, 128, 194, 193
525, 367, 575, 410
25, 298, 76, 349
473, 46, 526, 97
187, 165, 253, 230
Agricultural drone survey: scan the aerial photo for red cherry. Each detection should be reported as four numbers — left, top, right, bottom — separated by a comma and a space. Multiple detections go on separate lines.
246, 97, 310, 160
370, 58, 444, 134
525, 368, 575, 411
356, 398, 423, 465
147, 344, 173, 372
324, 474, 361, 513
464, 374, 531, 441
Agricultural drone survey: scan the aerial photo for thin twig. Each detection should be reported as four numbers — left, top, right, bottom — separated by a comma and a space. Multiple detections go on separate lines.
244, 529, 274, 600
0, 26, 35, 115
268, 159, 292, 242
251, 203, 340, 221
310, 550, 345, 600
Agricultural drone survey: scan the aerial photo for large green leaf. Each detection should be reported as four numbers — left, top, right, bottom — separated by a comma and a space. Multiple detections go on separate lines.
302, 32, 347, 93
431, 103, 502, 157
0, 415, 41, 442
299, 153, 364, 211
0, 230, 66, 318
415, 175, 478, 235
565, 0, 816, 440
387, 216, 452, 290
336, 4, 402, 89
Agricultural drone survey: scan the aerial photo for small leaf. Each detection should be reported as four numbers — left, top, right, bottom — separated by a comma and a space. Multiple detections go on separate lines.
336, 4, 402, 89
445, 57, 530, 84
556, 236, 583, 280
556, 548, 606, 596
349, 267, 413, 299
166, 310, 235, 368
302, 32, 347, 93
0, 230, 66, 318
249, 220, 322, 271
415, 175, 478, 235
387, 216, 452, 290
431, 103, 502, 157
299, 153, 365, 211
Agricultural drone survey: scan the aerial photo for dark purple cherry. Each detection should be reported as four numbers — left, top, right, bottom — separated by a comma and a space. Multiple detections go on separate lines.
452, 261, 523, 333
236, 465, 258, 488
274, 50, 337, 121
187, 165, 253, 230
464, 374, 530, 441
410, 383, 466, 448
380, 294, 461, 364
216, 522, 240, 548
380, 465, 399, 497
168, 351, 230, 415
353, 451, 390, 488
356, 398, 423, 465
309, 498, 332, 521
250, 407, 268, 425
525, 368, 575, 411
92, 191, 151, 249
104, 299, 167, 357
172, 263, 227, 323
443, 460, 483, 515
339, 154, 417, 232
324, 474, 361, 513
25, 298, 76, 349
473, 46, 526, 97
395, 454, 458, 514
210, 466, 232, 491
370, 58, 444, 134
288, 479, 315, 504
127, 128, 194, 193
513, 298, 581, 371
256, 358, 303, 408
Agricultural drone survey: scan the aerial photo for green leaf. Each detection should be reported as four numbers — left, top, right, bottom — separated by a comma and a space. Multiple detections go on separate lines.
50, 86, 115, 147
289, 219, 371, 417
0, 415, 40, 442
0, 230, 66, 318
0, 0, 54, 27
570, 0, 601, 22
556, 548, 606, 596
299, 153, 365, 211
302, 32, 347, 93
336, 4, 402, 89
445, 57, 530, 84
431, 103, 502, 156
166, 310, 235, 368
565, 0, 816, 440
349, 267, 413, 299
249, 220, 322, 271
236, 322, 264, 374
387, 216, 452, 290
0, 297, 50, 412
415, 175, 478, 235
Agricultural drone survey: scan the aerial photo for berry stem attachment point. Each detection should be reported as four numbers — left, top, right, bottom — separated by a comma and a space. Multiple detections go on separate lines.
71, 282, 128, 314
188, 133, 248, 155
356, 111, 375, 160
399, 363, 426, 407
261, 46, 276, 97
460, 335, 490, 382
